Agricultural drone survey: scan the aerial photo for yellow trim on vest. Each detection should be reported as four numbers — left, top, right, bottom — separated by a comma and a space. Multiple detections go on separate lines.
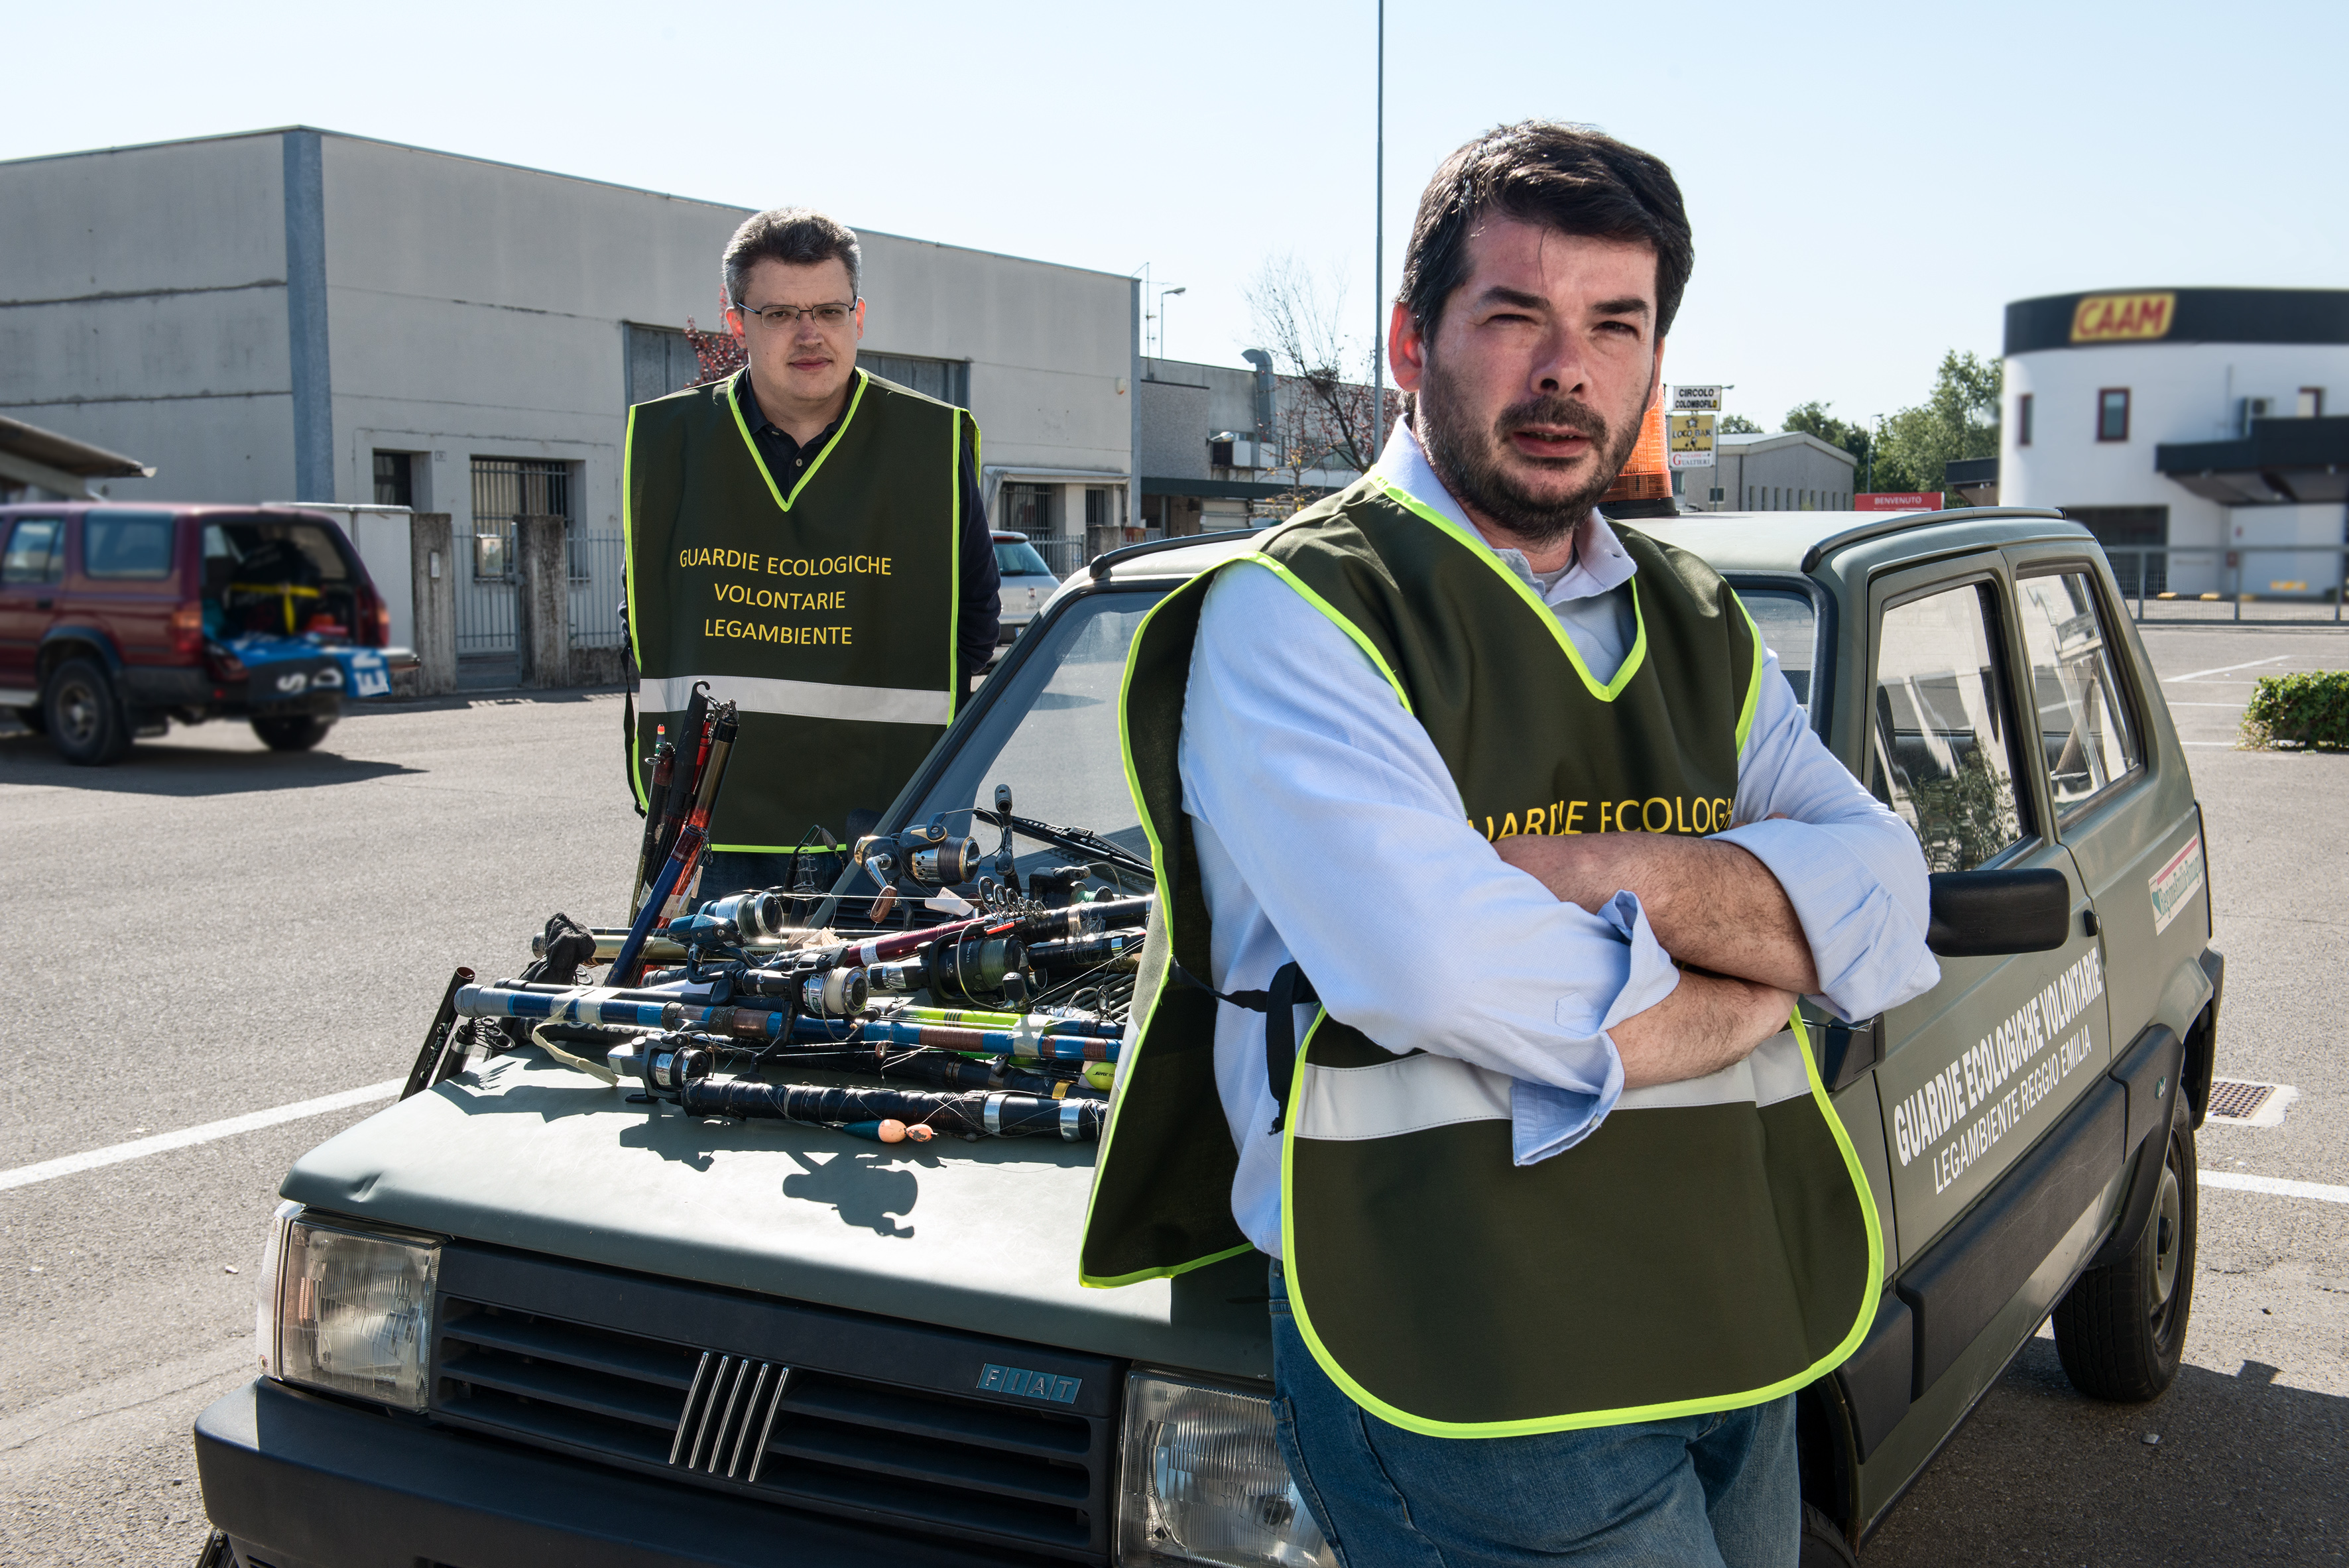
1236, 552, 1414, 713
946, 409, 963, 722
621, 401, 650, 814
707, 841, 850, 855
726, 367, 870, 512
1733, 597, 1767, 757
1080, 573, 1254, 1288
1367, 477, 1648, 703
1277, 1008, 1885, 1437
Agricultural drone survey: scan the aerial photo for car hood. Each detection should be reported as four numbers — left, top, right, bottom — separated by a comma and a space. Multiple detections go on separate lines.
282, 1051, 1270, 1379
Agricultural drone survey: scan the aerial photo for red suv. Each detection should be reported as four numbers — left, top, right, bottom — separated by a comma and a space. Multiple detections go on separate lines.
0, 504, 396, 765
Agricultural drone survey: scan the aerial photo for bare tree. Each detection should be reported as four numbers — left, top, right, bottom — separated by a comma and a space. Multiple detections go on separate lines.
1244, 256, 1384, 507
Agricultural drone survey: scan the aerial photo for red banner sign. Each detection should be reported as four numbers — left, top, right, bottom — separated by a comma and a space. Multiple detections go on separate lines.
1854, 492, 1944, 512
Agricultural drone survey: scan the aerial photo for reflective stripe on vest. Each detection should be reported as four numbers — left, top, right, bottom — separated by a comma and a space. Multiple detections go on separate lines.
639, 674, 953, 727
1292, 1030, 1819, 1142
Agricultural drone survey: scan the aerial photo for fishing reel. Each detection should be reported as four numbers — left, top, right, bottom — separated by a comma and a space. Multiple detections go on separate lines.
867, 924, 1027, 1004
637, 1038, 713, 1100
699, 888, 793, 943
739, 958, 871, 1020
853, 814, 982, 890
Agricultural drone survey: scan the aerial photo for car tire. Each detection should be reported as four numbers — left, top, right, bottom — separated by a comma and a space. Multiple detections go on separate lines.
2052, 1097, 2196, 1402
1799, 1501, 1859, 1567
252, 715, 334, 752
43, 658, 133, 766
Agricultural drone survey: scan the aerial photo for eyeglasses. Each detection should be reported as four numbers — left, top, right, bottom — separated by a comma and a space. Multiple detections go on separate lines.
734, 300, 858, 329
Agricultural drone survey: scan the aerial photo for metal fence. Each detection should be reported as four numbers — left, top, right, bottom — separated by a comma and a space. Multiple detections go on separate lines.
460, 459, 576, 656
572, 532, 627, 648
2109, 545, 2348, 625
1030, 536, 1087, 577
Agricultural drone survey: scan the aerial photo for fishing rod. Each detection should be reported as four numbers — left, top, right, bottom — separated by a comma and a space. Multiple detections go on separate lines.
968, 806, 1151, 881
607, 1035, 1102, 1101
458, 982, 1122, 1061
680, 1077, 1107, 1142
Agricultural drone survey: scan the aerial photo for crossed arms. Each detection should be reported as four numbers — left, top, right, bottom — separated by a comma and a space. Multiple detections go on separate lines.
1495, 832, 1813, 1089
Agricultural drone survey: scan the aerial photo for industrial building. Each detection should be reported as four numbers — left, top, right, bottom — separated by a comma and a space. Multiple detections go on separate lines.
1134, 354, 1373, 539
2001, 287, 2349, 597
1673, 430, 1858, 513
1, 127, 1138, 674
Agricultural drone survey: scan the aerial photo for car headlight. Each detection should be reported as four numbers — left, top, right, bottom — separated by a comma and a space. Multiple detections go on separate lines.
1118, 1371, 1335, 1568
256, 1203, 439, 1414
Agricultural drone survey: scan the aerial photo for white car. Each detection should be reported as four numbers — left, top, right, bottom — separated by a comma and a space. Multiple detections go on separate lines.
993, 530, 1061, 643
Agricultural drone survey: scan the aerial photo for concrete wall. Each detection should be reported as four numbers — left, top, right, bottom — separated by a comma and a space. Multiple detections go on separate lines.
0, 133, 294, 501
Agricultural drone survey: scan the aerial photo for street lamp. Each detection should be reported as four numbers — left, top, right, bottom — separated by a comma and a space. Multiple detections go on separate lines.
1157, 287, 1187, 360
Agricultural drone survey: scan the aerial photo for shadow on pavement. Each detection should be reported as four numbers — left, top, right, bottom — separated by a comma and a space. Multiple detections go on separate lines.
1865, 1334, 2348, 1563
0, 732, 422, 797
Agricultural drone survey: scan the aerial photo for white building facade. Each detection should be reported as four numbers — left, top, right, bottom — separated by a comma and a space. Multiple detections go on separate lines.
0, 127, 1137, 666
2002, 288, 2349, 598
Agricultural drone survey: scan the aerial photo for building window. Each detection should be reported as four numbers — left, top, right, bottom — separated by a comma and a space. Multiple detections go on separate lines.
2096, 389, 2130, 442
1000, 483, 1055, 536
469, 457, 575, 580
2300, 387, 2326, 418
625, 324, 707, 406
373, 451, 414, 507
2018, 393, 2033, 446
861, 353, 971, 407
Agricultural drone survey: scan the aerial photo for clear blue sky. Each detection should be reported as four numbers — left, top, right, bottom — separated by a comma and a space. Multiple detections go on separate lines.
10, 0, 2341, 433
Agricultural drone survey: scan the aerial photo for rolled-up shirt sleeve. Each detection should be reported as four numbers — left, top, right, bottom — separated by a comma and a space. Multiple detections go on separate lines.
1713, 644, 1941, 1022
1180, 564, 1677, 1163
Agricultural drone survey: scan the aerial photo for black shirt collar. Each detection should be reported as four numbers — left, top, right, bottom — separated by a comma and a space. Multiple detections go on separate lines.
735, 369, 856, 461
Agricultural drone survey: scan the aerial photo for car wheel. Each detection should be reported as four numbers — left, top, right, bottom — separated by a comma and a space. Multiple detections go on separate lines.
2052, 1097, 2196, 1402
1799, 1501, 1858, 1567
43, 658, 133, 765
252, 715, 333, 752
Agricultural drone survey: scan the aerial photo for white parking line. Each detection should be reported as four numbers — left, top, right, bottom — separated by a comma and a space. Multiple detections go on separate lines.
2200, 1171, 2349, 1206
2163, 656, 2292, 683
0, 1079, 402, 1194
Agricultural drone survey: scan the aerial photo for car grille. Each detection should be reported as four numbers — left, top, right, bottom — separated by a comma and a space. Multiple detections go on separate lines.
427, 1244, 1116, 1562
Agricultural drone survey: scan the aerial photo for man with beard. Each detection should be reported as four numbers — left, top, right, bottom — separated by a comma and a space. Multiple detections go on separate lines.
1083, 124, 1938, 1565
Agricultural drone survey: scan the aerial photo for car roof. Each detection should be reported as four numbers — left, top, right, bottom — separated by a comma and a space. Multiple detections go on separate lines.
1079, 507, 2088, 586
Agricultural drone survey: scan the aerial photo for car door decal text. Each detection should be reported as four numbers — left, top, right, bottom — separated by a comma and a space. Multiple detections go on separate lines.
1892, 949, 2105, 1193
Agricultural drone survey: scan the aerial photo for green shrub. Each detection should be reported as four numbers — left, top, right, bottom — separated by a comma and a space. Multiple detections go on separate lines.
2240, 672, 2349, 750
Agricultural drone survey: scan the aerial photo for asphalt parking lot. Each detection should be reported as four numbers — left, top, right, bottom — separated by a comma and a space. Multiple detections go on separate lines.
1, 616, 2344, 1566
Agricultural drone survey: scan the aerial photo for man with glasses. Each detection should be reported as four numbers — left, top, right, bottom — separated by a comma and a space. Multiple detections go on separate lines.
625, 207, 996, 902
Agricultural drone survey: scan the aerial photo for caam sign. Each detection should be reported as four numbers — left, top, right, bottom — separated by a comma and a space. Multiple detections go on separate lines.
2069, 292, 2176, 344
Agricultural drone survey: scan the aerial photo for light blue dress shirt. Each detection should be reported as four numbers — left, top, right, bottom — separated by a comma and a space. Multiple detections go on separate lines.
1178, 420, 1940, 1257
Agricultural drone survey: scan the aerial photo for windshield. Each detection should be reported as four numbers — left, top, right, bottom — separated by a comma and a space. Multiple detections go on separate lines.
898, 589, 1159, 883
1736, 585, 1819, 713
994, 539, 1055, 579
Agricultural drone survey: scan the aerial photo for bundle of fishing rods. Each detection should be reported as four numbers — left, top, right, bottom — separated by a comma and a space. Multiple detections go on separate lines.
402, 694, 1154, 1147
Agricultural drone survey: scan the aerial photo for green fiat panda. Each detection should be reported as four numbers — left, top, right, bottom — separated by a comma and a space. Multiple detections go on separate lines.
195, 505, 2218, 1567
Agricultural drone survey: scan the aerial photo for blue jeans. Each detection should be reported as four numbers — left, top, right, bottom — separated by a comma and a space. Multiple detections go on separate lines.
1269, 1263, 1798, 1568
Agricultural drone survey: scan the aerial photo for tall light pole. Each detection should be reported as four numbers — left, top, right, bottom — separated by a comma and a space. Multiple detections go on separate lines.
1371, 0, 1386, 446
1158, 286, 1186, 361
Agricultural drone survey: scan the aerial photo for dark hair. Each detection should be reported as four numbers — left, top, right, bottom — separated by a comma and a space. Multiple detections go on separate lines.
1399, 122, 1693, 339
723, 208, 863, 306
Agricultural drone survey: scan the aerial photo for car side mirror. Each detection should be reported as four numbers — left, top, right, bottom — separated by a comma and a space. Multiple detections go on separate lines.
1926, 869, 2072, 957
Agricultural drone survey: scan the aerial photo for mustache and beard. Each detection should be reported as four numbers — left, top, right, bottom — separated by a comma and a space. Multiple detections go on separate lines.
1415, 354, 1648, 550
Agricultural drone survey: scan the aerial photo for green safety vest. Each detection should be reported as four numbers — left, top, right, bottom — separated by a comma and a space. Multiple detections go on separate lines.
1083, 473, 1882, 1437
624, 369, 974, 851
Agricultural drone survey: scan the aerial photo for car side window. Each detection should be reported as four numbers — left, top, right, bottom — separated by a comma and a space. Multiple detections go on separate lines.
82, 511, 175, 579
2, 519, 62, 585
2015, 571, 2142, 817
1871, 581, 2031, 872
